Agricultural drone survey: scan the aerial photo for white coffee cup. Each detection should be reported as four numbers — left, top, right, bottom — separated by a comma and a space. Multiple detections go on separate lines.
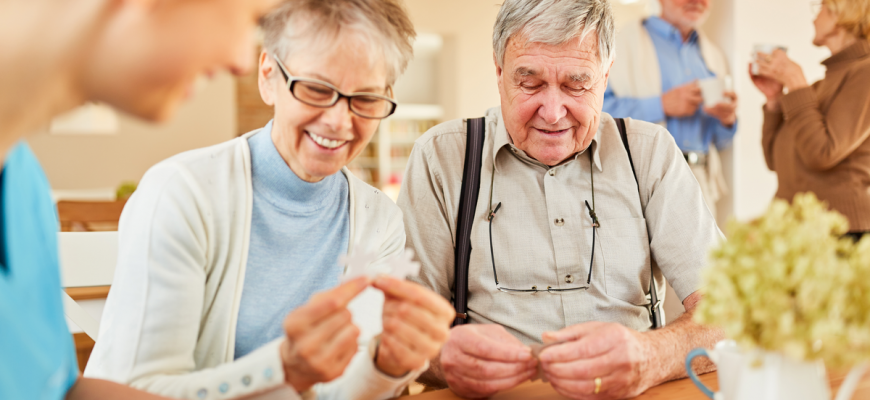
686, 340, 744, 400
698, 75, 733, 107
687, 340, 867, 400
751, 44, 787, 75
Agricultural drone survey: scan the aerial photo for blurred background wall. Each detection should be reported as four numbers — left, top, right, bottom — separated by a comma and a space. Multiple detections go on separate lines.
27, 0, 833, 222
27, 74, 237, 191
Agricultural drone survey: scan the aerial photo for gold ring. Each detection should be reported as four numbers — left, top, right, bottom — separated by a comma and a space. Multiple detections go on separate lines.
594, 377, 602, 394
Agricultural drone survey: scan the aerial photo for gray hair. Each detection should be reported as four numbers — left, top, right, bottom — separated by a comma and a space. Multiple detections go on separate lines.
261, 0, 416, 86
493, 0, 615, 73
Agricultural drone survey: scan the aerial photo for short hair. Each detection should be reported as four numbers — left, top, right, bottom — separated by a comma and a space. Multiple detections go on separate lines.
261, 0, 416, 86
825, 0, 870, 40
492, 0, 615, 73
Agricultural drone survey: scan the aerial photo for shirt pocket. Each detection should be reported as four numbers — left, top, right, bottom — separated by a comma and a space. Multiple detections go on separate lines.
598, 217, 651, 306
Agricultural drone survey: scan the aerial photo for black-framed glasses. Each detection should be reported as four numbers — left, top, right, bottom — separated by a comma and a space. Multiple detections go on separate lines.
486, 150, 602, 293
271, 54, 397, 119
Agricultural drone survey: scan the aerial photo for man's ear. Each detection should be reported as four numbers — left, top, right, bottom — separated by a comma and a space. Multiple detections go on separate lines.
493, 52, 504, 85
602, 60, 614, 88
258, 50, 276, 107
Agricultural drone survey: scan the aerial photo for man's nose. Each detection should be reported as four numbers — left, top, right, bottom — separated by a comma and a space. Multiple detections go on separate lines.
537, 87, 568, 125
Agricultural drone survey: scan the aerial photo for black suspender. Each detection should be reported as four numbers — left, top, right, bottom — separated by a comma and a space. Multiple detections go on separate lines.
615, 118, 664, 329
452, 117, 486, 326
451, 117, 663, 330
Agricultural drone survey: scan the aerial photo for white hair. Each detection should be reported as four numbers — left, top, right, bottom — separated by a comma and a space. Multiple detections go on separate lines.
493, 0, 616, 73
261, 0, 416, 86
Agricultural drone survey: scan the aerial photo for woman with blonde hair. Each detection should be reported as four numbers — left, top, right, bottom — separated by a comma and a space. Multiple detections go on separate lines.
752, 0, 870, 240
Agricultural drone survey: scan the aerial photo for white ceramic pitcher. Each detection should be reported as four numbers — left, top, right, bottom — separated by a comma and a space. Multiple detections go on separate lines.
686, 340, 869, 400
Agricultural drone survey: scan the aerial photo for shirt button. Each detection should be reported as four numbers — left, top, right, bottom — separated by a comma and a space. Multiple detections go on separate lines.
511, 147, 518, 153
197, 388, 207, 399
263, 367, 273, 380
554, 218, 565, 226
219, 383, 229, 394
548, 169, 555, 176
565, 275, 574, 283
241, 375, 252, 386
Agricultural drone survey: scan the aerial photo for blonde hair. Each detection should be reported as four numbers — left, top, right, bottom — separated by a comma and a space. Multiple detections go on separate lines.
261, 0, 416, 86
825, 0, 870, 39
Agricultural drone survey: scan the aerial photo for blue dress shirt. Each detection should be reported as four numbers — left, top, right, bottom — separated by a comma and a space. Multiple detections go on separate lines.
603, 16, 737, 153
0, 143, 80, 400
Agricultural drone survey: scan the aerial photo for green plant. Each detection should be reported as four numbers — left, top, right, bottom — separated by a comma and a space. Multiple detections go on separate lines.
116, 181, 137, 200
696, 193, 870, 368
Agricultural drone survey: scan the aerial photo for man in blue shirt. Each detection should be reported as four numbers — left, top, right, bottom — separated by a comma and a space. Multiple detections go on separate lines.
604, 0, 738, 218
0, 0, 278, 398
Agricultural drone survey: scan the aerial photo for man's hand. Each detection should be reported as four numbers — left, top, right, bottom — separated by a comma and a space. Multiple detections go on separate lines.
440, 324, 537, 398
662, 81, 702, 117
703, 91, 738, 127
538, 322, 654, 400
280, 277, 370, 393
371, 276, 455, 377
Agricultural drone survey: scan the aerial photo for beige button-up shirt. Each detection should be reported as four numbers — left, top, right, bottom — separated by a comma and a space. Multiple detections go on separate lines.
398, 107, 721, 344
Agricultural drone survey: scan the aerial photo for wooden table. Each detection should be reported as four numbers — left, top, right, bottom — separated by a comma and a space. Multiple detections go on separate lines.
401, 370, 870, 399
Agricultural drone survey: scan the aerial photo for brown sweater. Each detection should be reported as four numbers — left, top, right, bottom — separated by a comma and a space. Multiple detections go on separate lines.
762, 40, 870, 232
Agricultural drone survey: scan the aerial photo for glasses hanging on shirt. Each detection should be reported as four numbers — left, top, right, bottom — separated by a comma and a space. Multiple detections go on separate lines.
487, 150, 600, 293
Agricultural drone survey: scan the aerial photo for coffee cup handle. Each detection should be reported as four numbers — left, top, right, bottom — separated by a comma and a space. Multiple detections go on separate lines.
686, 348, 718, 399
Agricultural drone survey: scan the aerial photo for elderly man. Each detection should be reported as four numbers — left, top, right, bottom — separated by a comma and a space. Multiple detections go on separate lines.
603, 0, 737, 218
398, 0, 723, 399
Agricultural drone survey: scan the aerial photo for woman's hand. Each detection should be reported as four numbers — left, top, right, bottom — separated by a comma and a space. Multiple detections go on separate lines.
749, 63, 784, 111
280, 277, 371, 393
755, 49, 808, 92
372, 276, 455, 377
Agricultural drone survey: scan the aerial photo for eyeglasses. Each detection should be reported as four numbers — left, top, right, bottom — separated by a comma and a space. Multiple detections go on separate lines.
810, 0, 824, 15
271, 54, 397, 119
486, 150, 601, 293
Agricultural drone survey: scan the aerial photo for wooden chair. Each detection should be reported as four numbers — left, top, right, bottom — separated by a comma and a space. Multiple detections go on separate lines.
59, 231, 118, 372
57, 200, 126, 232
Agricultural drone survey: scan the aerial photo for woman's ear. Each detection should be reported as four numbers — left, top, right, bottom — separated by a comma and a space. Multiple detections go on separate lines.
258, 50, 276, 106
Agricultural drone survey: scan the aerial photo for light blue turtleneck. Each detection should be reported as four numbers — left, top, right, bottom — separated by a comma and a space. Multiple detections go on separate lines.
234, 121, 350, 359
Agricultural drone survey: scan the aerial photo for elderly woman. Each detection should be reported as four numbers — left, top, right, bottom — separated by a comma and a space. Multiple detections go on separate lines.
84, 1, 454, 399
752, 0, 870, 239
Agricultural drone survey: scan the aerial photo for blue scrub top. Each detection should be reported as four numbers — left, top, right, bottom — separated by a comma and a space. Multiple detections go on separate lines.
0, 142, 79, 400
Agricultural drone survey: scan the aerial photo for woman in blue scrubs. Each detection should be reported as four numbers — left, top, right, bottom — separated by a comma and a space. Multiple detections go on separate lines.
0, 0, 279, 398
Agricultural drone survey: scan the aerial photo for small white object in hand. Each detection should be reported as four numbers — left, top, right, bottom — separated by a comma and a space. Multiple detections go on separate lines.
338, 247, 421, 281
385, 249, 421, 280
339, 246, 378, 282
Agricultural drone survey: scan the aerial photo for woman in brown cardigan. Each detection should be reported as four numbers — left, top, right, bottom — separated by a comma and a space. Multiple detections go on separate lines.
751, 0, 870, 239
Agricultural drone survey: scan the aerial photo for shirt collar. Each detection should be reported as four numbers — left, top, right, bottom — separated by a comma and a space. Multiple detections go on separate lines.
822, 40, 870, 70
491, 108, 603, 173
645, 16, 698, 45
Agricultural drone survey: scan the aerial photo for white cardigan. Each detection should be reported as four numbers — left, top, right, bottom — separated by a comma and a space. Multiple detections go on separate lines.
84, 130, 420, 400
